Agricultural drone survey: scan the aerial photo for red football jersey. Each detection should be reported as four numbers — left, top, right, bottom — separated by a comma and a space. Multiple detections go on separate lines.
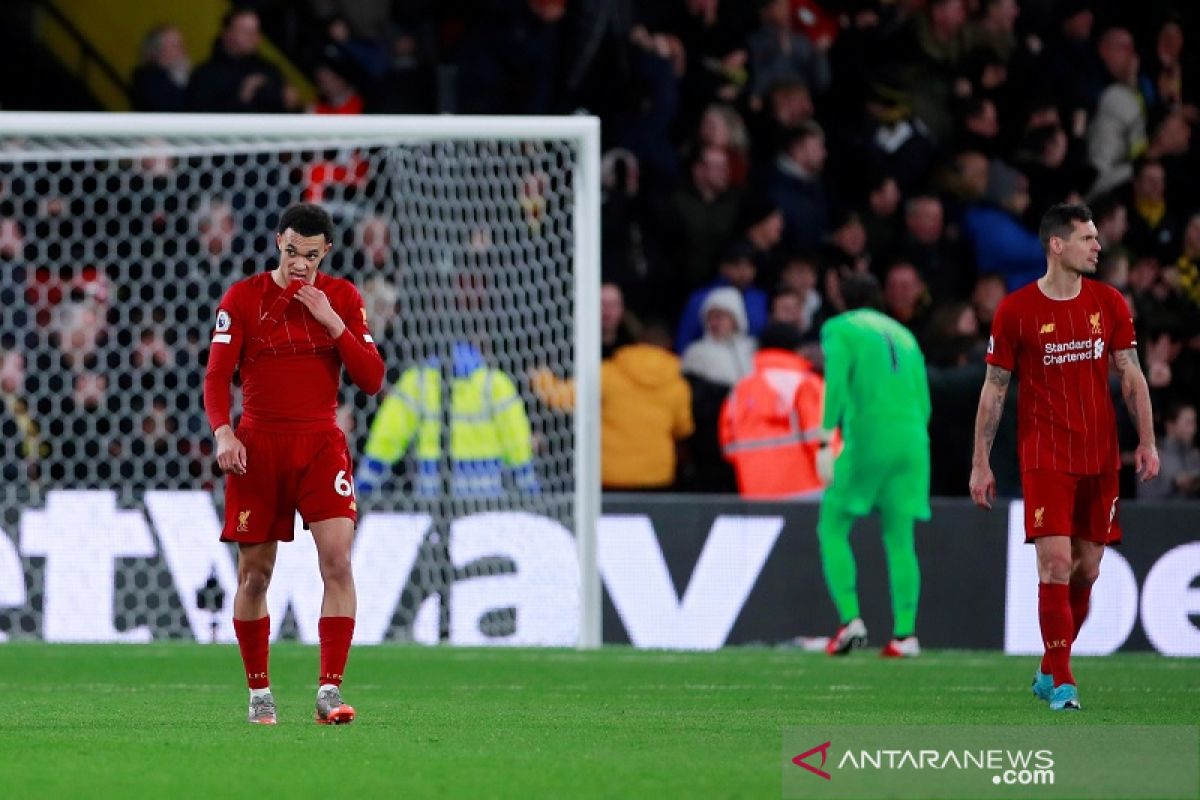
986, 278, 1136, 474
204, 271, 384, 433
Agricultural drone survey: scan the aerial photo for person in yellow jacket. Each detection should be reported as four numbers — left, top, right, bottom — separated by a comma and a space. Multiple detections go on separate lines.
719, 322, 827, 499
356, 341, 539, 497
532, 324, 694, 489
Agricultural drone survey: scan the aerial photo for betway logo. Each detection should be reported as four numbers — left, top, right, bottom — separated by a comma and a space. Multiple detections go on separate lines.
0, 491, 781, 648
1003, 501, 1200, 657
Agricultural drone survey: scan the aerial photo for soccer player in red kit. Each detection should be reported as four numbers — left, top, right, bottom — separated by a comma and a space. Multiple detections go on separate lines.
970, 203, 1159, 711
204, 203, 384, 724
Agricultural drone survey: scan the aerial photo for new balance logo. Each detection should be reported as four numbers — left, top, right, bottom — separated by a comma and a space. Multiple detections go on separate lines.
1039, 323, 1056, 334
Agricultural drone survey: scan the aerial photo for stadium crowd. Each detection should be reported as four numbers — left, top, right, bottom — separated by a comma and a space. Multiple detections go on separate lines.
2, 0, 1200, 501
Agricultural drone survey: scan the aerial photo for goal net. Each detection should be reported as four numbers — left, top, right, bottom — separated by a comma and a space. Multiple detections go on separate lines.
0, 114, 600, 647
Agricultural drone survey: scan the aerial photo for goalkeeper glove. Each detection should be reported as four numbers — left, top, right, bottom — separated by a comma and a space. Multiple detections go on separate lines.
355, 456, 387, 496
816, 445, 836, 485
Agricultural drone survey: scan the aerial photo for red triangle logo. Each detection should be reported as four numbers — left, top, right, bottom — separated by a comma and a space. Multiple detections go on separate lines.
792, 740, 832, 780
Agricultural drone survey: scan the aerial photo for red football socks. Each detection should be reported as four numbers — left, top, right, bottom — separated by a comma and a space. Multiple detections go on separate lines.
1039, 580, 1094, 674
1038, 583, 1075, 686
318, 616, 355, 687
233, 616, 271, 689
1069, 581, 1092, 640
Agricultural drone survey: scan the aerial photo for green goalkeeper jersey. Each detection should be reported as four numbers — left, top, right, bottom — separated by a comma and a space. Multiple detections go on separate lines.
820, 308, 931, 518
820, 308, 931, 448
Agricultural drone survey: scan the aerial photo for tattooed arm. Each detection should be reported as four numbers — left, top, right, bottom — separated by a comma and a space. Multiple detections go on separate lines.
1112, 347, 1161, 481
969, 365, 1012, 509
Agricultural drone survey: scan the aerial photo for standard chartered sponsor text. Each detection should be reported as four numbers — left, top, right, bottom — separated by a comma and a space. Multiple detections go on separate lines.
1043, 338, 1099, 365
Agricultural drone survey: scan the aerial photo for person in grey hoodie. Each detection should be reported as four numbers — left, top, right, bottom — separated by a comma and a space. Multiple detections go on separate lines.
681, 286, 757, 386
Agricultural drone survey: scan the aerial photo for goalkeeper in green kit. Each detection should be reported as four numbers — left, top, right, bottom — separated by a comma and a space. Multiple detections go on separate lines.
815, 272, 931, 657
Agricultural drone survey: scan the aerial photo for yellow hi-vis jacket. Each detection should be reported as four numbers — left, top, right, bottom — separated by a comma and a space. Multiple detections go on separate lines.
361, 363, 538, 497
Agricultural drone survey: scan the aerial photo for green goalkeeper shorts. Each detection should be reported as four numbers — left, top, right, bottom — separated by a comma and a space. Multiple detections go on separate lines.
822, 439, 931, 520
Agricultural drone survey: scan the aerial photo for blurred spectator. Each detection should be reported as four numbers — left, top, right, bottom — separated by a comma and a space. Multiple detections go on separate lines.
898, 0, 971, 142
740, 197, 787, 285
774, 255, 822, 334
719, 321, 825, 499
768, 287, 805, 330
965, 0, 1021, 63
1087, 27, 1146, 195
133, 327, 172, 371
922, 301, 981, 368
666, 145, 743, 294
861, 172, 902, 257
766, 121, 829, 252
1092, 191, 1129, 251
1137, 402, 1200, 499
364, 24, 437, 113
970, 272, 1007, 333
860, 84, 939, 197
600, 323, 694, 490
310, 49, 365, 114
1142, 18, 1195, 117
746, 0, 831, 103
1125, 159, 1181, 261
0, 347, 41, 482
695, 103, 751, 187
356, 214, 394, 270
960, 97, 1002, 158
455, 0, 561, 115
762, 77, 816, 137
318, 12, 390, 81
188, 9, 301, 112
882, 261, 932, 339
1016, 123, 1095, 212
1039, 1, 1100, 128
361, 274, 398, 339
676, 243, 769, 352
821, 207, 870, 275
681, 287, 756, 386
132, 24, 190, 112
1174, 211, 1200, 312
962, 160, 1044, 290
601, 282, 641, 359
192, 197, 238, 263
895, 193, 974, 302
1098, 250, 1130, 291
600, 149, 659, 315
680, 286, 754, 493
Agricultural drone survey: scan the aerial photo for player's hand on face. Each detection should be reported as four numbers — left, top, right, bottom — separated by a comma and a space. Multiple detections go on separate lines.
216, 429, 247, 475
1134, 442, 1161, 482
969, 463, 996, 510
294, 285, 345, 337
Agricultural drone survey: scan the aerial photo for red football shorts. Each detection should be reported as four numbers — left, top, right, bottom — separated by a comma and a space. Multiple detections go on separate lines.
1020, 469, 1122, 545
221, 427, 358, 543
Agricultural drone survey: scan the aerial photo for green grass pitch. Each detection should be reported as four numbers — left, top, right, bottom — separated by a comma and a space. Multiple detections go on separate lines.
0, 644, 1194, 798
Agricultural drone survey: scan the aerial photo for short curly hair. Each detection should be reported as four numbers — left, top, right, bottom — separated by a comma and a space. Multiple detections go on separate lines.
277, 203, 334, 243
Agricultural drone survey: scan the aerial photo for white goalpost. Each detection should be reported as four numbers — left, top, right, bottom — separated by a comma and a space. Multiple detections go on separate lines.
0, 113, 602, 649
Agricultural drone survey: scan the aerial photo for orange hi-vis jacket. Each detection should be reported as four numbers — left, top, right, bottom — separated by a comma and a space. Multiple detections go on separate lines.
719, 349, 826, 498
